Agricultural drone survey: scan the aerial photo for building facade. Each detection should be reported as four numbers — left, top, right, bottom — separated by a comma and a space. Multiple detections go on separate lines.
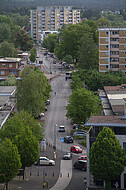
30, 6, 81, 44
98, 28, 126, 73
0, 58, 21, 79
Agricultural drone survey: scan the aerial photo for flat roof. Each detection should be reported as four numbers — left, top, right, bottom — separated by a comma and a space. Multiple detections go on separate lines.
0, 86, 16, 95
85, 115, 126, 127
0, 58, 21, 62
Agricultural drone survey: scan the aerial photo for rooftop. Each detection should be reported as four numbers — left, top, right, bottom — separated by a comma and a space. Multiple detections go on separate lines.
85, 115, 126, 127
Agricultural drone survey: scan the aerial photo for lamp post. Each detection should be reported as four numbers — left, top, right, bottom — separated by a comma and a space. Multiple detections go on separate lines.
53, 124, 57, 150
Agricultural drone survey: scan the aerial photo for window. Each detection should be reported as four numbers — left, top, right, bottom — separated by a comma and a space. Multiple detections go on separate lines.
1, 71, 4, 75
106, 31, 108, 35
106, 58, 108, 62
9, 64, 12, 67
111, 64, 119, 68
2, 64, 5, 67
123, 142, 126, 153
125, 58, 126, 62
106, 52, 108, 55
106, 45, 108, 48
106, 65, 108, 68
106, 38, 109, 42
125, 52, 126, 55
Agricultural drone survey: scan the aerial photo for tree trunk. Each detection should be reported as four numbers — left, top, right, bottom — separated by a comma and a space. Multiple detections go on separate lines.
105, 180, 111, 190
5, 183, 8, 190
23, 167, 25, 180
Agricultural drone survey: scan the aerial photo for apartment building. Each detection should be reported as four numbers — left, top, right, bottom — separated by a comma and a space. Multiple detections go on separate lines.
98, 28, 126, 73
30, 5, 81, 44
0, 58, 21, 79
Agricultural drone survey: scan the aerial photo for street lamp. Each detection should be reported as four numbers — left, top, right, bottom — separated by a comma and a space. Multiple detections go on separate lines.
53, 124, 57, 150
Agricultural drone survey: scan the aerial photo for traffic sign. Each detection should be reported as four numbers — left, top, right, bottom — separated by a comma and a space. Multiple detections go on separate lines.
60, 137, 64, 142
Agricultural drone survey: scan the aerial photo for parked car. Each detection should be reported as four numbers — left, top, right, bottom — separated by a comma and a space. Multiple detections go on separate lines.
78, 155, 87, 160
59, 125, 65, 132
73, 160, 87, 171
73, 131, 86, 137
70, 145, 82, 153
35, 112, 44, 119
35, 157, 55, 166
45, 107, 48, 111
64, 136, 73, 143
63, 152, 72, 160
45, 100, 50, 105
44, 52, 48, 56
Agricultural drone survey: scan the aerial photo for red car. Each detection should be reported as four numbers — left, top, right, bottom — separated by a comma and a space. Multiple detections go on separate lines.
78, 155, 87, 160
70, 145, 82, 153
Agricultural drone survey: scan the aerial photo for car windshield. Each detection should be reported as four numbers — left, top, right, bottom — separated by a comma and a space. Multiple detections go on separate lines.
75, 146, 80, 149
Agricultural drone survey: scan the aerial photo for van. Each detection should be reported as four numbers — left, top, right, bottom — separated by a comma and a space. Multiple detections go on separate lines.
73, 160, 87, 171
59, 125, 65, 132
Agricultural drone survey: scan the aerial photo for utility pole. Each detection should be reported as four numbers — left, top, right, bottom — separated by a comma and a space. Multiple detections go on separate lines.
53, 124, 57, 150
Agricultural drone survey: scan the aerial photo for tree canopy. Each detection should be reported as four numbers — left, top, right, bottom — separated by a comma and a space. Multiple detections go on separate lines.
16, 67, 51, 117
0, 110, 44, 141
89, 127, 126, 190
0, 41, 18, 57
42, 33, 59, 53
14, 126, 39, 169
66, 88, 102, 123
0, 138, 21, 190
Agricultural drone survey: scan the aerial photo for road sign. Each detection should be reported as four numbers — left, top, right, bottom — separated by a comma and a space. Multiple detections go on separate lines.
60, 137, 64, 142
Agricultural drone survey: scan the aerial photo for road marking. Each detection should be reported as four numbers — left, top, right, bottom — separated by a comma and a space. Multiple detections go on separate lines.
50, 160, 72, 190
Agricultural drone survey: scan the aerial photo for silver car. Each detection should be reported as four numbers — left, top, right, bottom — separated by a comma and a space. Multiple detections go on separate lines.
35, 157, 55, 166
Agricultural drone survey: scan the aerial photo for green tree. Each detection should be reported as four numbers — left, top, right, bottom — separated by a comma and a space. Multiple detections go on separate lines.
14, 29, 34, 51
0, 138, 21, 190
97, 18, 111, 26
66, 88, 102, 123
0, 41, 18, 57
29, 49, 36, 63
0, 75, 17, 86
0, 110, 44, 141
89, 127, 126, 190
55, 23, 92, 61
42, 33, 59, 53
16, 67, 51, 117
85, 20, 98, 44
14, 126, 39, 179
0, 23, 11, 43
78, 33, 98, 70
63, 54, 73, 64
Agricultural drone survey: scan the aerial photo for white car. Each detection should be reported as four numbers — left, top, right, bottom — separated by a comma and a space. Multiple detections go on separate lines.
35, 157, 55, 166
59, 125, 65, 132
63, 152, 72, 160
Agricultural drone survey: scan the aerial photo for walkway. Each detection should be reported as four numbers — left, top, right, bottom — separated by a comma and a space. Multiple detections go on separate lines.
50, 160, 72, 190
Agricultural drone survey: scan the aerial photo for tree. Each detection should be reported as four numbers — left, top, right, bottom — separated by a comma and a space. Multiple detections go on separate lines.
14, 126, 39, 179
78, 33, 99, 70
14, 29, 34, 51
0, 41, 18, 57
42, 33, 59, 53
0, 138, 21, 190
97, 18, 111, 27
29, 49, 36, 63
55, 23, 92, 61
0, 110, 44, 141
66, 88, 102, 123
16, 67, 51, 117
63, 54, 73, 64
0, 23, 11, 43
89, 127, 126, 190
0, 75, 17, 86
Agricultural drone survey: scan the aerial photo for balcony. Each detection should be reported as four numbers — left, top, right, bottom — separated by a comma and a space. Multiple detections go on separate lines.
110, 34, 119, 38
110, 41, 119, 44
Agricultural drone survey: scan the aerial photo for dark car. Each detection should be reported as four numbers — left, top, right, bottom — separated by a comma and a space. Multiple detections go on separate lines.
73, 160, 87, 171
64, 136, 73, 143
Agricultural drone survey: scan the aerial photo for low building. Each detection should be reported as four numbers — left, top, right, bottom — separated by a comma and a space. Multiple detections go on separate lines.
0, 86, 16, 129
0, 57, 22, 79
86, 84, 126, 189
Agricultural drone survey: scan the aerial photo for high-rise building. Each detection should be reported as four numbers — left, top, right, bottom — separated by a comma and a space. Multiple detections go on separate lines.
30, 6, 81, 44
98, 27, 126, 73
